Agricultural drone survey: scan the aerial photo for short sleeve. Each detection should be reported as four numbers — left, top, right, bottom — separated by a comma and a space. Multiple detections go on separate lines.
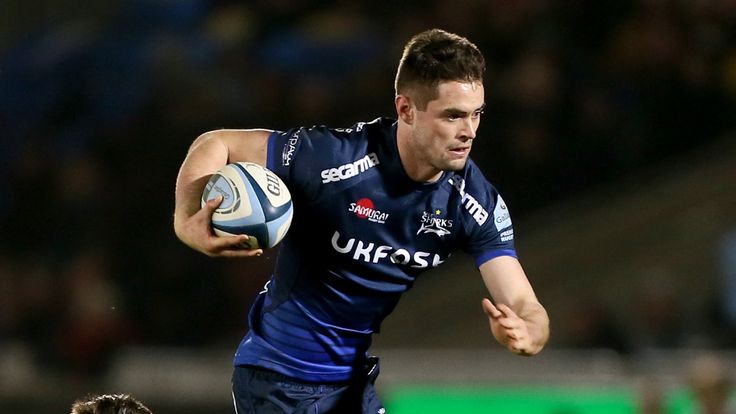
266, 128, 306, 185
457, 174, 517, 267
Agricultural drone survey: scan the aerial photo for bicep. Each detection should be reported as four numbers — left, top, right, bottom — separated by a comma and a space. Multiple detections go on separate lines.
479, 255, 538, 307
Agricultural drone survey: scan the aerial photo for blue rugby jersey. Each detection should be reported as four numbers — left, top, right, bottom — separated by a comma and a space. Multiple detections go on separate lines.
233, 117, 516, 382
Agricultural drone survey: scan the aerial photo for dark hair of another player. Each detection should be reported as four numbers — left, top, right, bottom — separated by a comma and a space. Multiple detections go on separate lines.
394, 28, 486, 110
70, 393, 153, 414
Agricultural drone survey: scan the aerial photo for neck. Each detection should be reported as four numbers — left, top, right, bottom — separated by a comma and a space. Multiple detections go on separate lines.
396, 122, 443, 183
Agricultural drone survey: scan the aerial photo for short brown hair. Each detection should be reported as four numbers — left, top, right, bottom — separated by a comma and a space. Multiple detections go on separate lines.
395, 29, 485, 109
71, 394, 153, 414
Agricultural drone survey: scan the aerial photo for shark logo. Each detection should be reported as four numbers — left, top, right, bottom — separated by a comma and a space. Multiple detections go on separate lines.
417, 210, 453, 238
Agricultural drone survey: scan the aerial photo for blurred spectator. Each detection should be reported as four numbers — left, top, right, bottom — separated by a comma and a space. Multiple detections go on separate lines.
686, 354, 735, 414
636, 377, 666, 414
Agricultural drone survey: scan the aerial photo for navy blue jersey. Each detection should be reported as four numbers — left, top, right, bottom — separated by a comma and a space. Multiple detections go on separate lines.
233, 118, 516, 382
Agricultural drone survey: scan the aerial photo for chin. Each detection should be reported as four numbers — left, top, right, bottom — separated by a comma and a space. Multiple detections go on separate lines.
444, 159, 467, 172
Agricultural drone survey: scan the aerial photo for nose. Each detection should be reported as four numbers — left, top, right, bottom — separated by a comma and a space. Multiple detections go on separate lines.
460, 117, 477, 141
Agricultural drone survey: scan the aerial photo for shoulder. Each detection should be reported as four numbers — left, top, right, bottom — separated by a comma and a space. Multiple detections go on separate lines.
267, 117, 394, 187
446, 159, 498, 204
270, 118, 393, 160
448, 160, 516, 258
274, 117, 393, 142
445, 159, 509, 228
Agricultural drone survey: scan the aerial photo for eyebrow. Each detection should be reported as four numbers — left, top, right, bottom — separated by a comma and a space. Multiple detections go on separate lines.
441, 103, 486, 116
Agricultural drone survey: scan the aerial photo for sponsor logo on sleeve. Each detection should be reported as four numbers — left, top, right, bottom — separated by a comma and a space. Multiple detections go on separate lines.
281, 132, 299, 166
500, 229, 514, 242
493, 195, 512, 231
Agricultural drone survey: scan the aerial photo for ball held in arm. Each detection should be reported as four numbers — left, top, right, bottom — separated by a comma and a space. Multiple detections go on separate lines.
201, 162, 293, 249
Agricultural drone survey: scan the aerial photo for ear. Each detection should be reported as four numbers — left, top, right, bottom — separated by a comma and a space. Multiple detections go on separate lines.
395, 94, 414, 125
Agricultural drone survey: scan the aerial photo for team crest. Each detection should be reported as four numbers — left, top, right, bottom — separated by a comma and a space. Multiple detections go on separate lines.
417, 209, 453, 238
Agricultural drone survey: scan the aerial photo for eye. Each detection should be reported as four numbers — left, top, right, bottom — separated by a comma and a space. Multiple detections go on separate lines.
445, 112, 466, 121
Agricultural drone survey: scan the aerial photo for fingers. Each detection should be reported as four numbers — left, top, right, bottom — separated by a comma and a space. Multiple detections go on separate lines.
207, 234, 263, 257
217, 247, 264, 258
177, 197, 267, 258
482, 300, 519, 319
197, 198, 266, 257
483, 299, 516, 331
494, 303, 517, 317
199, 195, 224, 219
209, 233, 249, 250
482, 300, 518, 329
205, 194, 224, 209
482, 298, 503, 318
484, 299, 529, 353
493, 303, 520, 322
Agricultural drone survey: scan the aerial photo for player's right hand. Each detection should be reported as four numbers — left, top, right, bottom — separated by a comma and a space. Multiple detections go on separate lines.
175, 195, 264, 258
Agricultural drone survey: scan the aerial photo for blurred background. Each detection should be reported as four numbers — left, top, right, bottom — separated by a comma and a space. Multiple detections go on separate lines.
1, 0, 736, 413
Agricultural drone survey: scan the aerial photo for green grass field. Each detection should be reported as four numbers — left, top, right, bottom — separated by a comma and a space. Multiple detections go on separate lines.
384, 385, 715, 414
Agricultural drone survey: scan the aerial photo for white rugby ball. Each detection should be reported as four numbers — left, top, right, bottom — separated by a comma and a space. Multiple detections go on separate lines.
201, 162, 293, 249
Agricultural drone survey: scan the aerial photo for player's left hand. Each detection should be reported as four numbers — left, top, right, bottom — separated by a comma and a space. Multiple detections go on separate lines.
482, 298, 535, 356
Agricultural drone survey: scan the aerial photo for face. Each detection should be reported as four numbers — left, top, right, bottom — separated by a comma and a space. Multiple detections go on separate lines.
407, 81, 485, 179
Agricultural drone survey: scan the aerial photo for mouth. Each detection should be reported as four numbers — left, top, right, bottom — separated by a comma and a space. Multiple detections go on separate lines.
448, 146, 470, 157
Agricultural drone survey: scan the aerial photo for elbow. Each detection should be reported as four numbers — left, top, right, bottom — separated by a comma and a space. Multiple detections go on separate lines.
189, 130, 223, 152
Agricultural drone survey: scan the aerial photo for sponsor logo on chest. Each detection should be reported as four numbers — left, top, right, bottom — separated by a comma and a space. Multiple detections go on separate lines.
448, 175, 489, 226
348, 198, 389, 224
321, 153, 379, 183
331, 231, 446, 269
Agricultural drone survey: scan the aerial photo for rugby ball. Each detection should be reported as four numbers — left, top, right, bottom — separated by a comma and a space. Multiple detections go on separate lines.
201, 162, 293, 249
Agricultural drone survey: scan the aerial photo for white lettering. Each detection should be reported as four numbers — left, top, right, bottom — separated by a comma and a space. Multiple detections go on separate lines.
321, 153, 380, 183
500, 229, 514, 242
461, 193, 489, 225
412, 252, 429, 268
331, 231, 354, 253
330, 231, 445, 269
348, 201, 389, 224
449, 175, 490, 226
282, 133, 299, 166
372, 245, 392, 263
353, 241, 374, 262
390, 249, 411, 265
